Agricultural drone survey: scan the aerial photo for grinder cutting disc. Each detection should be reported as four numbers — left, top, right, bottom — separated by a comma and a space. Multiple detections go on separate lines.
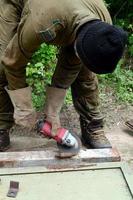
56, 133, 81, 158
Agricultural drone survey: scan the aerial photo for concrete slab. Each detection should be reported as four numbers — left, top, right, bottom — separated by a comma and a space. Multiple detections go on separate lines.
0, 162, 133, 200
106, 123, 133, 161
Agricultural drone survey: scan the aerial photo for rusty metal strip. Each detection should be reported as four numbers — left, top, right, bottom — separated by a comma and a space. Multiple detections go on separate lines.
7, 181, 19, 198
0, 148, 120, 169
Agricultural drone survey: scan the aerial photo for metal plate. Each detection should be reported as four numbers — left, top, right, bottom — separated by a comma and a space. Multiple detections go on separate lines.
7, 181, 19, 198
0, 162, 133, 200
0, 148, 120, 168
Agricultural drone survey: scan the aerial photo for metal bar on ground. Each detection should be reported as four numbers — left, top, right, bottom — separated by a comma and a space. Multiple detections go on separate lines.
0, 148, 120, 168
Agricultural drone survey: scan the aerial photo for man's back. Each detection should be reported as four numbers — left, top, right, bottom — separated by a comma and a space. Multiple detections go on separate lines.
28, 0, 111, 23
28, 0, 112, 45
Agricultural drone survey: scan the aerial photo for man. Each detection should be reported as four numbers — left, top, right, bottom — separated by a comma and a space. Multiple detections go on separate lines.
0, 0, 127, 151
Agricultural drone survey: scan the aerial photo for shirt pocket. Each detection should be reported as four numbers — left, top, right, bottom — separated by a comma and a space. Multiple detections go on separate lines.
38, 19, 65, 44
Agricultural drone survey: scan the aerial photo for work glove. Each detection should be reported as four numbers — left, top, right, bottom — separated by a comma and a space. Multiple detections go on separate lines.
5, 86, 36, 129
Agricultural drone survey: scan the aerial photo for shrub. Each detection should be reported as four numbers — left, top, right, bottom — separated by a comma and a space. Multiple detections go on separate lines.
26, 44, 56, 110
98, 61, 133, 104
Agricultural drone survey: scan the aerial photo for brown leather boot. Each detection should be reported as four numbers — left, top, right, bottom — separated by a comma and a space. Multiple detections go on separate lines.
80, 116, 112, 148
0, 129, 10, 151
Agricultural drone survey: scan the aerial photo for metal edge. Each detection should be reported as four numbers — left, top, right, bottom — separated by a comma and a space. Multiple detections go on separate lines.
120, 162, 133, 198
0, 162, 133, 199
0, 161, 124, 175
1, 162, 133, 197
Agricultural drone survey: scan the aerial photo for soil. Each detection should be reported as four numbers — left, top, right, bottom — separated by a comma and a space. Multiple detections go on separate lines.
11, 95, 133, 137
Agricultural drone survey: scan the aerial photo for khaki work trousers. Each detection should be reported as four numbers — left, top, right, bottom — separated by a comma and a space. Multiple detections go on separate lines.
0, 0, 20, 129
0, 0, 102, 130
52, 45, 102, 121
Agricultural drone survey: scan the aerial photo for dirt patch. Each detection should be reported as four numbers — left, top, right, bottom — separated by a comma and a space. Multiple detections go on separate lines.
11, 95, 133, 137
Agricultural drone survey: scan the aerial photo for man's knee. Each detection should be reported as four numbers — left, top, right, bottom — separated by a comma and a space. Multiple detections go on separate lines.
71, 67, 99, 99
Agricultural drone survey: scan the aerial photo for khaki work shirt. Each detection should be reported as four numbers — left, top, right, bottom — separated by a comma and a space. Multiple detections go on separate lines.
28, 0, 112, 46
1, 0, 112, 70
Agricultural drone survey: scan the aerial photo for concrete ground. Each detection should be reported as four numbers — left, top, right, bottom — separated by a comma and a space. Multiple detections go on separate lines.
106, 123, 133, 170
8, 122, 133, 169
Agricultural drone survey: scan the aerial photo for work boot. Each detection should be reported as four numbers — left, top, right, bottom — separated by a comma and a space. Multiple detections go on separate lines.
80, 116, 112, 148
5, 86, 36, 128
44, 86, 67, 136
0, 129, 10, 151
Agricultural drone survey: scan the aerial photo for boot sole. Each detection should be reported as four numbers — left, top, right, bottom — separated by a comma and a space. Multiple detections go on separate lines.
81, 136, 112, 149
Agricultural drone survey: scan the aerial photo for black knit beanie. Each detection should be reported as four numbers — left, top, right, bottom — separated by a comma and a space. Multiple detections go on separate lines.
76, 20, 128, 74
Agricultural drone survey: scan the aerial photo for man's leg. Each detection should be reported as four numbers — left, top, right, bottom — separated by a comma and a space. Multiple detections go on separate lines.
0, 0, 21, 150
71, 65, 111, 148
0, 63, 13, 151
1, 2, 40, 129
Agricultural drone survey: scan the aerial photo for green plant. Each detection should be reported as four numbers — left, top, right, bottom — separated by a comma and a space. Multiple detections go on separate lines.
105, 0, 133, 62
26, 44, 57, 110
98, 61, 133, 104
128, 33, 133, 57
105, 0, 133, 21
26, 44, 72, 110
116, 20, 133, 59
